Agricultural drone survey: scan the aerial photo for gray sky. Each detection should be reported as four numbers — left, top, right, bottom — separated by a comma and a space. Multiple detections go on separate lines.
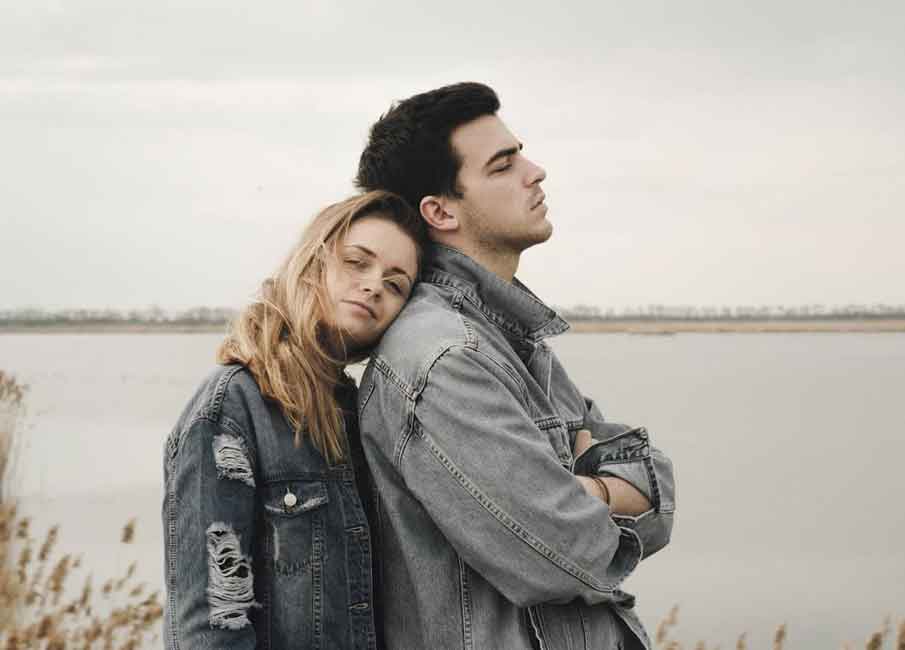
3, 0, 903, 311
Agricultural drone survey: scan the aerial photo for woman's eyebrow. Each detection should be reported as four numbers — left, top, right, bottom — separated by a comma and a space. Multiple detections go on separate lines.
346, 244, 376, 257
386, 267, 413, 287
347, 244, 413, 286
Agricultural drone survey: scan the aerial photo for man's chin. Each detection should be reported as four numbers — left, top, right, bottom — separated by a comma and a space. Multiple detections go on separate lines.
540, 219, 554, 242
524, 221, 554, 249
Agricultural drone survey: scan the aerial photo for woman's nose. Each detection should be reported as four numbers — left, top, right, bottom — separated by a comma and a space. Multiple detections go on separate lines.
360, 271, 382, 297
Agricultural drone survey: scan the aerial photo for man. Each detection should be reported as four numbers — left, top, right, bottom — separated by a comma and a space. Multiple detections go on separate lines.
355, 82, 675, 649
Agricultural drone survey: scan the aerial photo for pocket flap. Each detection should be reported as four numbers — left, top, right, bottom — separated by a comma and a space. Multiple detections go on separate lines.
533, 415, 572, 466
263, 480, 329, 517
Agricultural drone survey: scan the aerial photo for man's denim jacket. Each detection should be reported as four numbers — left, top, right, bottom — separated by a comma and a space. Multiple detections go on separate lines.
358, 245, 676, 650
163, 365, 378, 649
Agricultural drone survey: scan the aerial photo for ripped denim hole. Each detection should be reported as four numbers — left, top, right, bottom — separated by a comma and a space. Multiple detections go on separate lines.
212, 433, 255, 487
206, 522, 259, 630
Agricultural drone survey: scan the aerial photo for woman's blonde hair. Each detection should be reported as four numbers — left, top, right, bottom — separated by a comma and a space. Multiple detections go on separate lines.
217, 190, 426, 463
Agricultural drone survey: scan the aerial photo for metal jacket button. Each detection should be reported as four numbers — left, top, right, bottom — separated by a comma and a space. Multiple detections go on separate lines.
283, 490, 298, 508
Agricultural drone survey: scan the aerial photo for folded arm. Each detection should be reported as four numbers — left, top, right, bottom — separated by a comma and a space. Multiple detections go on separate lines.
365, 345, 643, 608
572, 397, 676, 559
573, 429, 651, 516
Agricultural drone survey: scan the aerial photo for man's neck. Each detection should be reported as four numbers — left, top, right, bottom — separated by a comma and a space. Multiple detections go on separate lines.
432, 237, 520, 283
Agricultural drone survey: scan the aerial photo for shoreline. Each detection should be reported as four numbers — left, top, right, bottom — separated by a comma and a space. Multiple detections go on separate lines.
0, 323, 229, 334
2, 319, 905, 334
568, 319, 905, 334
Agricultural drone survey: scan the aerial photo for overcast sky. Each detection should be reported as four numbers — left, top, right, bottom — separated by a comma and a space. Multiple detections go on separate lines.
3, 0, 903, 311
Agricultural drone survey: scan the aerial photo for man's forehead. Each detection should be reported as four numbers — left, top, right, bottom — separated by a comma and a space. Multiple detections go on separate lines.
451, 114, 519, 168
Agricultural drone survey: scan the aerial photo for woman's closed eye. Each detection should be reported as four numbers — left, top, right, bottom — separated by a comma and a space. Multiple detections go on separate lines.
384, 277, 407, 296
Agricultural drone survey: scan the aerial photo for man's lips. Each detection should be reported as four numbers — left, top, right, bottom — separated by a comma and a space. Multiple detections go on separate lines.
531, 192, 546, 209
343, 300, 376, 319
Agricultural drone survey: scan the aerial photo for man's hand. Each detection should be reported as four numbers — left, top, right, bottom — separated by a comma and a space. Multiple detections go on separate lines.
573, 429, 652, 516
573, 428, 595, 459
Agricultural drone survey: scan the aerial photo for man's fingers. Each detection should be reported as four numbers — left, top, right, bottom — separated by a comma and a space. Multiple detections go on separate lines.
573, 428, 593, 457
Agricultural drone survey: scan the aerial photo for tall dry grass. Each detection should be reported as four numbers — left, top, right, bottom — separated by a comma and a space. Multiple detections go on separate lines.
0, 370, 162, 648
655, 606, 905, 650
0, 371, 27, 502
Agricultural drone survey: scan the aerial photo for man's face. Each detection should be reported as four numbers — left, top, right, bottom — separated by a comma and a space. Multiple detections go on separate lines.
446, 114, 550, 255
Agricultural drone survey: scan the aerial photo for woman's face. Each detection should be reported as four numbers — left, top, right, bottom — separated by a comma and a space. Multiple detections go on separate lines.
325, 213, 419, 352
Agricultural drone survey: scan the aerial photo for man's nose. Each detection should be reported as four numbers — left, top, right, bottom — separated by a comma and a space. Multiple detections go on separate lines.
525, 157, 546, 186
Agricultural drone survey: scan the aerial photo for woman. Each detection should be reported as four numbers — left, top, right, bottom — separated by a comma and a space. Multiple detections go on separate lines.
163, 190, 426, 649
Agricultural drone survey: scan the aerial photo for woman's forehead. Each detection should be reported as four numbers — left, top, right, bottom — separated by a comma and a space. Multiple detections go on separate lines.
342, 216, 418, 277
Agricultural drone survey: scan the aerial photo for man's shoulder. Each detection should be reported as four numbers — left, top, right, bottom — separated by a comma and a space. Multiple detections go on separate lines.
372, 282, 468, 373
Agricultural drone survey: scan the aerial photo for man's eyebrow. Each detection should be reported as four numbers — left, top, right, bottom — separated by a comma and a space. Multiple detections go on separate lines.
483, 142, 523, 169
346, 244, 413, 286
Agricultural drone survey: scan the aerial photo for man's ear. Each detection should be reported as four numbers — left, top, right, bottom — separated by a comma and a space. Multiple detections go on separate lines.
419, 195, 459, 233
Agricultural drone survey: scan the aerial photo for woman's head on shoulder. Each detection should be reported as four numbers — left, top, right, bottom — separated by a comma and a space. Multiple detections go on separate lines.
320, 193, 424, 353
219, 190, 427, 461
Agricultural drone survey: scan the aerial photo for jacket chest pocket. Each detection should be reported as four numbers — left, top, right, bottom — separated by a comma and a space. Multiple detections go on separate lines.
533, 416, 573, 467
263, 480, 330, 578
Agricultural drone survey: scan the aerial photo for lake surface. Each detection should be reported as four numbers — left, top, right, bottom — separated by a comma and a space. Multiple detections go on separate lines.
1, 332, 903, 648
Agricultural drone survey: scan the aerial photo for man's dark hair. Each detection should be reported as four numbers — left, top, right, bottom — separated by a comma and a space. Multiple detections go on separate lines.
356, 82, 500, 211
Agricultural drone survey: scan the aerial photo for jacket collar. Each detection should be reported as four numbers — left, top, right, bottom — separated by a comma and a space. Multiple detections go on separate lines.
421, 245, 569, 342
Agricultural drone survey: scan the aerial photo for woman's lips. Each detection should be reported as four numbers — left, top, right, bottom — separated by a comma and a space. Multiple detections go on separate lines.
343, 300, 376, 319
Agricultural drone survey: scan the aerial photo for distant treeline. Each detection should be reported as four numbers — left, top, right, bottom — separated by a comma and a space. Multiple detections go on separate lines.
0, 306, 237, 327
2, 304, 905, 327
555, 303, 905, 322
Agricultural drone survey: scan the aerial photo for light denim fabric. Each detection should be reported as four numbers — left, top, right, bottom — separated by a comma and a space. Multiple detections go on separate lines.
163, 364, 378, 649
358, 245, 676, 650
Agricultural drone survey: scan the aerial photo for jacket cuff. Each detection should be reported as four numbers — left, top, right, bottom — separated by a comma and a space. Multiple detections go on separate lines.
612, 509, 674, 559
571, 424, 649, 476
572, 425, 668, 511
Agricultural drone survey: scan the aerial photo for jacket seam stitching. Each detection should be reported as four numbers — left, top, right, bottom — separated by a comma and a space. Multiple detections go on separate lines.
165, 462, 180, 650
358, 380, 376, 413
462, 346, 531, 408
458, 557, 474, 650
371, 356, 415, 400
534, 416, 566, 431
421, 268, 563, 342
421, 270, 533, 340
418, 423, 615, 594
209, 363, 246, 418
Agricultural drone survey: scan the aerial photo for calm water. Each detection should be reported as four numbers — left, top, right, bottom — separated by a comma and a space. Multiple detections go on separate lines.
1, 332, 903, 648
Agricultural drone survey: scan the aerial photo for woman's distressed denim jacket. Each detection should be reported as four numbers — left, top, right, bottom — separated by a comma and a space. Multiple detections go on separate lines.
358, 245, 676, 650
163, 364, 378, 649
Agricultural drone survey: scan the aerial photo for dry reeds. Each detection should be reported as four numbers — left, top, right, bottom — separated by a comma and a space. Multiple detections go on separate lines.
656, 604, 680, 645
865, 615, 892, 650
655, 606, 904, 650
0, 369, 162, 647
0, 371, 27, 502
774, 623, 787, 650
1, 511, 165, 649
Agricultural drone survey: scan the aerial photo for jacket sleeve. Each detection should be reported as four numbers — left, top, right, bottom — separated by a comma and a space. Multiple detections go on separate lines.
162, 416, 258, 648
573, 397, 676, 559
367, 344, 643, 608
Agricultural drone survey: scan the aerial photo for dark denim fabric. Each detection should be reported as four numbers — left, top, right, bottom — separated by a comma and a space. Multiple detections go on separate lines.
163, 364, 377, 649
358, 245, 675, 650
